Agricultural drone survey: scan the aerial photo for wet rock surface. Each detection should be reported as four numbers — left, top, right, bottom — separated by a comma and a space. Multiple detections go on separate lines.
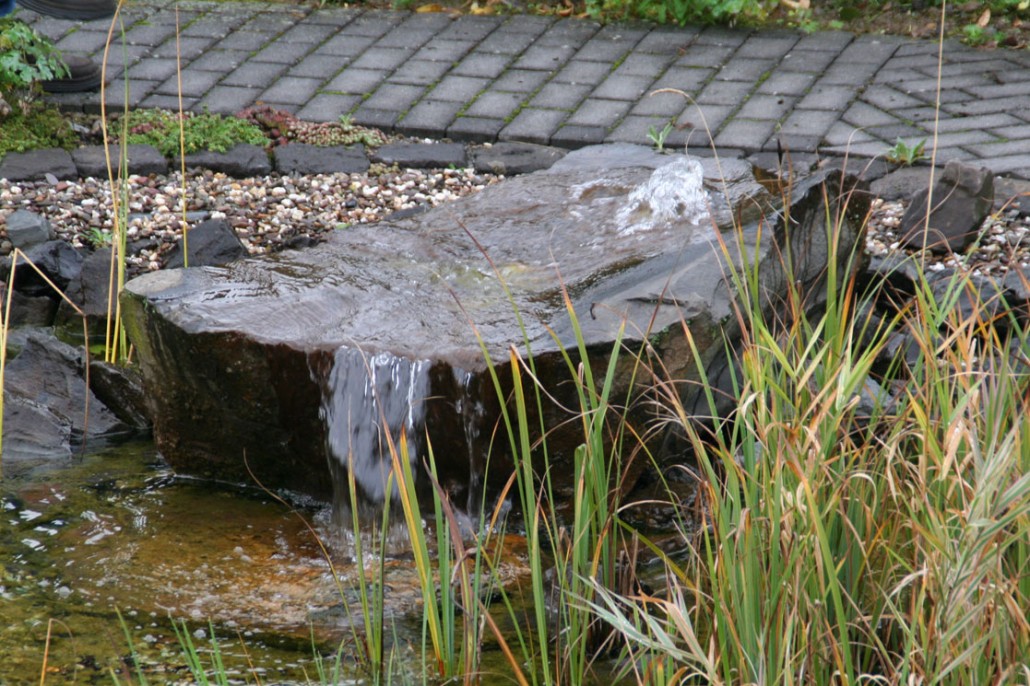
121, 145, 868, 506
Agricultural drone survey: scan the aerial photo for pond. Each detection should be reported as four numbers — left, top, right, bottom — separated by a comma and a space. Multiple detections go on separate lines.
0, 440, 445, 684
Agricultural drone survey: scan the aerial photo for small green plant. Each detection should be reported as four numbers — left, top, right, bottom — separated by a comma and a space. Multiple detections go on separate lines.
85, 227, 114, 248
961, 23, 1001, 46
0, 103, 77, 155
885, 136, 926, 165
646, 121, 674, 152
121, 108, 268, 157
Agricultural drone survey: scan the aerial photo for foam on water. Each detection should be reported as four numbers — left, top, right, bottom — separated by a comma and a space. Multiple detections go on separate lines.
616, 156, 710, 234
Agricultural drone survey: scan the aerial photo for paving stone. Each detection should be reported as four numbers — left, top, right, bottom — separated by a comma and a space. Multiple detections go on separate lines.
513, 44, 579, 71
677, 103, 733, 133
437, 15, 504, 42
295, 93, 362, 122
792, 31, 853, 52
779, 49, 838, 73
464, 91, 525, 119
55, 29, 110, 54
861, 86, 925, 111
499, 108, 568, 145
530, 82, 592, 110
414, 40, 479, 62
612, 52, 677, 77
349, 47, 415, 72
217, 30, 274, 52
694, 26, 750, 48
736, 94, 796, 121
427, 75, 491, 103
797, 84, 857, 111
126, 58, 184, 83
817, 61, 881, 85
501, 15, 556, 35
452, 53, 512, 79
673, 45, 736, 69
822, 121, 878, 147
387, 60, 454, 86
592, 74, 652, 102
350, 107, 401, 131
324, 68, 391, 95
755, 70, 817, 96
181, 144, 271, 177
396, 100, 466, 138
278, 22, 340, 45
217, 62, 287, 90
188, 50, 252, 73
492, 69, 552, 94
650, 66, 714, 93
260, 77, 324, 107
155, 35, 220, 61
475, 31, 539, 55
537, 18, 600, 45
734, 34, 800, 59
605, 115, 668, 146
447, 116, 506, 143
630, 90, 692, 117
564, 98, 632, 128
362, 83, 427, 112
952, 96, 1030, 117
550, 124, 609, 149
714, 119, 776, 150
139, 94, 200, 112
102, 79, 160, 108
314, 34, 377, 58
696, 79, 754, 106
779, 108, 840, 137
289, 55, 348, 81
635, 28, 698, 53
574, 39, 634, 63
552, 61, 613, 86
709, 58, 771, 82
196, 85, 264, 115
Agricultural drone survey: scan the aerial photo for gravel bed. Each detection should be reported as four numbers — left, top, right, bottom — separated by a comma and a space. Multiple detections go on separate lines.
0, 166, 502, 276
2, 168, 1029, 282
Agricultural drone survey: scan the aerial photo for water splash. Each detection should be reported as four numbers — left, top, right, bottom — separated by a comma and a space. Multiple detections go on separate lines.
321, 347, 431, 503
616, 156, 710, 234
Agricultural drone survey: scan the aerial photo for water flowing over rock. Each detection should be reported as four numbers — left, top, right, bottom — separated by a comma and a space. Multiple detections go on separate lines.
121, 145, 869, 509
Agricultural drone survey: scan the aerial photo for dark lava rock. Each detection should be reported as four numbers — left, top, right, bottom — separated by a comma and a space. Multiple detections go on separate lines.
72, 144, 169, 178
870, 166, 934, 201
2, 330, 129, 451
180, 144, 272, 178
2, 239, 84, 296
899, 160, 994, 254
163, 218, 248, 269
995, 178, 1030, 216
0, 148, 78, 182
1, 392, 73, 471
88, 359, 152, 432
121, 145, 868, 506
54, 247, 117, 340
372, 142, 467, 169
2, 290, 58, 328
5, 209, 54, 249
471, 142, 567, 175
273, 143, 369, 175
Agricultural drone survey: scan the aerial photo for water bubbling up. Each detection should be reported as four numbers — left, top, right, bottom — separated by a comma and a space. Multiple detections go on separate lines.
616, 156, 710, 234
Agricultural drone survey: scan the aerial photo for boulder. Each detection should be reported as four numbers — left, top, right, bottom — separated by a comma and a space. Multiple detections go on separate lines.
899, 160, 994, 254
121, 145, 868, 507
55, 247, 116, 340
1, 239, 84, 297
163, 218, 249, 269
273, 143, 369, 175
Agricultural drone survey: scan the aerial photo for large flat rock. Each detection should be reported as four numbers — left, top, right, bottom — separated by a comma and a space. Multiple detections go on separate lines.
121, 145, 867, 507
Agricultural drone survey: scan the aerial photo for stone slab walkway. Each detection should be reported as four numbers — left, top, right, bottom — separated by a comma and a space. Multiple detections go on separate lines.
14, 0, 1030, 179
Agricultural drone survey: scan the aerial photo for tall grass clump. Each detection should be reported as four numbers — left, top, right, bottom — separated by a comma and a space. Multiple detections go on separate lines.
584, 179, 1030, 684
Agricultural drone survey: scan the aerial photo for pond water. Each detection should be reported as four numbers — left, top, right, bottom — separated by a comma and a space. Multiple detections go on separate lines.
0, 441, 439, 684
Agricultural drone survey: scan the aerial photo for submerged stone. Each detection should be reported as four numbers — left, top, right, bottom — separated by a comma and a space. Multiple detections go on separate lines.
121, 145, 868, 509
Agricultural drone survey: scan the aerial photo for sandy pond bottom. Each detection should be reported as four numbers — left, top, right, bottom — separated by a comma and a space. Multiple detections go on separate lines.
0, 442, 452, 684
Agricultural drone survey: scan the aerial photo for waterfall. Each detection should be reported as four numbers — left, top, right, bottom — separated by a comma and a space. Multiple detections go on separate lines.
320, 347, 431, 504
616, 156, 710, 234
